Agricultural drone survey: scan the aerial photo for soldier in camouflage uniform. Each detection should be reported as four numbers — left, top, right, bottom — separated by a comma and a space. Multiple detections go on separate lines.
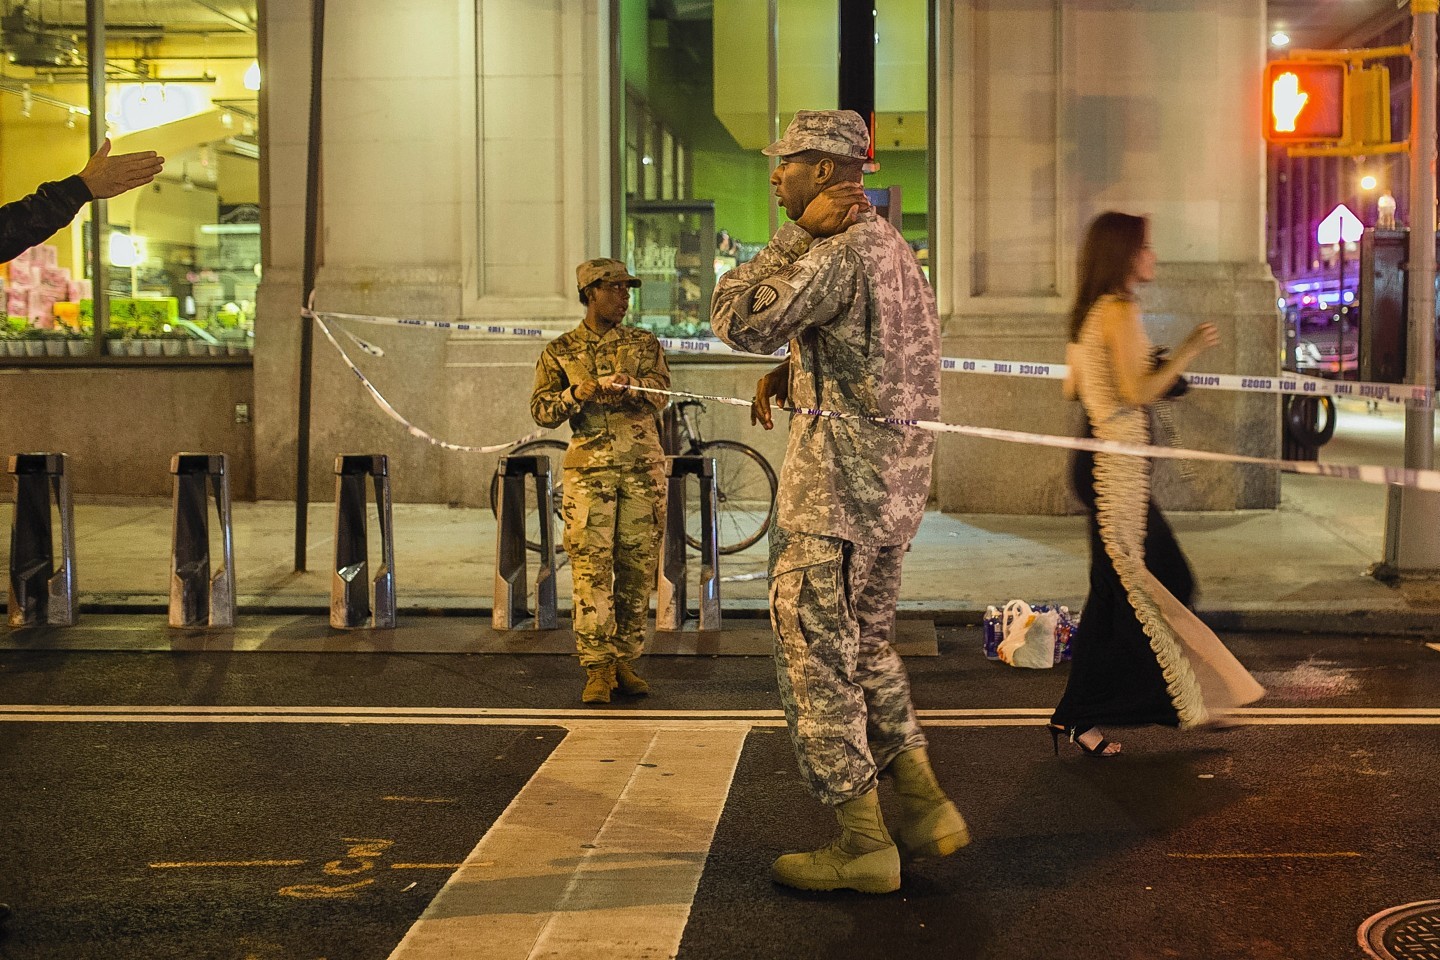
712, 110, 967, 894
2, 139, 163, 263
530, 258, 670, 705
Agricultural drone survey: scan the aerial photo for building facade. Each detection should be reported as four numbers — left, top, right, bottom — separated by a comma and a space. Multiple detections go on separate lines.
6, 0, 1281, 513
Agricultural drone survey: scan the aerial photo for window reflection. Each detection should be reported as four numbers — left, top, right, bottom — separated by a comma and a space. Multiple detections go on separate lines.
0, 0, 259, 360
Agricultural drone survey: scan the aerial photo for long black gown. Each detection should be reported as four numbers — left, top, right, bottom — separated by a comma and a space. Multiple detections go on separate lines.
1050, 295, 1263, 733
1052, 440, 1192, 729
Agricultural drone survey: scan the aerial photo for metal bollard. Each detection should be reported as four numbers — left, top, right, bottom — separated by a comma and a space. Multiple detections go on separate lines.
332, 455, 396, 629
7, 453, 77, 627
657, 455, 721, 631
492, 454, 558, 630
168, 453, 236, 628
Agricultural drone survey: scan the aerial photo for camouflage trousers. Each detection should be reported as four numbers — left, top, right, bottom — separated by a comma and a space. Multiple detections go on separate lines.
769, 525, 927, 807
562, 462, 667, 668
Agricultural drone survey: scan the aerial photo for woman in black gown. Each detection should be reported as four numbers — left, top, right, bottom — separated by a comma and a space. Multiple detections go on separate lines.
1050, 212, 1263, 756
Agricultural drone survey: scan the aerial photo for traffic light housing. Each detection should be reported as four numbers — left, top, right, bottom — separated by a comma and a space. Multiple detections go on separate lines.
1265, 60, 1346, 143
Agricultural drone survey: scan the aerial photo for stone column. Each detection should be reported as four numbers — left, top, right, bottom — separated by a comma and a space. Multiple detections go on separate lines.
255, 0, 612, 504
933, 0, 1279, 513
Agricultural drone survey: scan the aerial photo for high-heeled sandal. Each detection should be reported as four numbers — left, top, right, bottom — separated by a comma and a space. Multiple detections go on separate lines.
1047, 723, 1121, 757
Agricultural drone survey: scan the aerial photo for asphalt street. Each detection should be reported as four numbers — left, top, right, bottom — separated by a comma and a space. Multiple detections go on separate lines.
0, 626, 1435, 960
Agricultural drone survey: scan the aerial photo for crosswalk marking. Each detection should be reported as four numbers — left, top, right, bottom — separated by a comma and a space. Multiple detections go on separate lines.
386, 725, 748, 960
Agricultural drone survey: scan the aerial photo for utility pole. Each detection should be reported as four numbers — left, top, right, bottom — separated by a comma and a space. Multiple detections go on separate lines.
838, 0, 876, 162
295, 0, 325, 572
1381, 0, 1440, 574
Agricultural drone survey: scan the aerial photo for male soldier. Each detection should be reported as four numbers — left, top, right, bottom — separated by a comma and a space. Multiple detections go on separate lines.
712, 110, 966, 894
530, 259, 670, 704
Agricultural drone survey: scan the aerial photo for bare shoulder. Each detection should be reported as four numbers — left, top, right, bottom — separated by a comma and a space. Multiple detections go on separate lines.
1095, 294, 1140, 333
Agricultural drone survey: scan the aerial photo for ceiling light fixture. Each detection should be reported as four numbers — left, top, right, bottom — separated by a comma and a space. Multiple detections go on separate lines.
1271, 31, 1290, 48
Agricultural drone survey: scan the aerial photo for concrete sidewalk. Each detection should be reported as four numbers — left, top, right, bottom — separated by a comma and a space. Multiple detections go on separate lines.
2, 401, 1437, 633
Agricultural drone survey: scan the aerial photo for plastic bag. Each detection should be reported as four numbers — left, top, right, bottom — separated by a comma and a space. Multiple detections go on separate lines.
983, 601, 1078, 668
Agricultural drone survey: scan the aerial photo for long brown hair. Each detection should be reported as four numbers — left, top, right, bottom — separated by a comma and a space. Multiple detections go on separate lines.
1069, 212, 1147, 340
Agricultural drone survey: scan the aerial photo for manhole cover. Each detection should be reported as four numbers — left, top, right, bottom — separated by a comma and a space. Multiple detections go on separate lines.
1361, 901, 1440, 960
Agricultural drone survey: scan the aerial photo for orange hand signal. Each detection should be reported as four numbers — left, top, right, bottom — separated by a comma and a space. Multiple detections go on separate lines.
1272, 71, 1309, 133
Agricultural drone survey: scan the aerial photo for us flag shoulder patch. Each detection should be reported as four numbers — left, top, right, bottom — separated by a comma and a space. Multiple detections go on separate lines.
751, 285, 780, 313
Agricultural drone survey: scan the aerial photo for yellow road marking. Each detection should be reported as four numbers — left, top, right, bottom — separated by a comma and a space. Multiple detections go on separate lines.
280, 878, 374, 899
390, 863, 472, 870
382, 796, 456, 804
1166, 852, 1362, 859
150, 860, 305, 869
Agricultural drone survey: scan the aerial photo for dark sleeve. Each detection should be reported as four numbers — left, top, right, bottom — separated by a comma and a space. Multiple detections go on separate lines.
0, 176, 92, 264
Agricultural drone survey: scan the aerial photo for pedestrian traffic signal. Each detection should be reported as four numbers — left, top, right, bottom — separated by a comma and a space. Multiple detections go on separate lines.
1264, 61, 1346, 143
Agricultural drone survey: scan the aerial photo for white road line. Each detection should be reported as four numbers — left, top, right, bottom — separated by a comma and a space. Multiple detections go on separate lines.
0, 713, 785, 730
8, 702, 1440, 725
387, 725, 748, 960
6, 704, 1440, 719
0, 705, 788, 718
3, 710, 1440, 729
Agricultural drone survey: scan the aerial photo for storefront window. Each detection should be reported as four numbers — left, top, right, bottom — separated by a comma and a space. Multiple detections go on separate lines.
0, 0, 259, 362
618, 0, 931, 339
628, 201, 715, 338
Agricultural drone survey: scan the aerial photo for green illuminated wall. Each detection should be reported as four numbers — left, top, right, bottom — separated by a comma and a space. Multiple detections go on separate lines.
692, 150, 772, 245
623, 0, 928, 246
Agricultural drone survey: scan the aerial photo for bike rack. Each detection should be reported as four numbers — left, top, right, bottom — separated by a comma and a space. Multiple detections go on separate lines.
493, 453, 558, 630
1281, 394, 1337, 462
657, 454, 721, 631
332, 455, 396, 629
168, 453, 236, 628
660, 404, 682, 455
7, 453, 77, 627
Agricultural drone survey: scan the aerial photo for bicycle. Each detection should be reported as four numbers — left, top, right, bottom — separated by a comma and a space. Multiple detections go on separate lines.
487, 398, 778, 556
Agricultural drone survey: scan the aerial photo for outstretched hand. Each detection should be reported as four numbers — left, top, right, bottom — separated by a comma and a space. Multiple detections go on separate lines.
796, 183, 870, 238
78, 138, 164, 200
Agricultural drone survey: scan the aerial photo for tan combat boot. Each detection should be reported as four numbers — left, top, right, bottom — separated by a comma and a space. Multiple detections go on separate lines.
770, 789, 901, 894
887, 747, 970, 858
581, 663, 616, 705
614, 660, 650, 696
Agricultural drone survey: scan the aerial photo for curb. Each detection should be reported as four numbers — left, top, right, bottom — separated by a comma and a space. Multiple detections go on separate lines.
13, 595, 1440, 638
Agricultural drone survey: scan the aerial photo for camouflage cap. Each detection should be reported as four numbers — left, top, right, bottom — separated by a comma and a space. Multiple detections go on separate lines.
576, 257, 641, 292
762, 110, 869, 159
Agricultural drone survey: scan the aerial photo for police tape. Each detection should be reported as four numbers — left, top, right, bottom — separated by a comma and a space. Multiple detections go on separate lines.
621, 384, 1440, 493
311, 312, 542, 454
940, 356, 1435, 408
311, 306, 1440, 492
315, 307, 1436, 408
312, 310, 784, 360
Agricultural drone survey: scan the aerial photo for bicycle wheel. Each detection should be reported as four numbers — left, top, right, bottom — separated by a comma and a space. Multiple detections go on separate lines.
488, 439, 568, 553
686, 439, 777, 554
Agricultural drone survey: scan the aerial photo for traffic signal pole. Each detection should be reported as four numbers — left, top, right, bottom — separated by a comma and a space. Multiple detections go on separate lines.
1382, 0, 1440, 573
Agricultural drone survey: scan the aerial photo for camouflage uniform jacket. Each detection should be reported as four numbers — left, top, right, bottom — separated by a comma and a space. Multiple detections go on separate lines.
712, 214, 939, 546
1, 176, 91, 264
529, 322, 672, 470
